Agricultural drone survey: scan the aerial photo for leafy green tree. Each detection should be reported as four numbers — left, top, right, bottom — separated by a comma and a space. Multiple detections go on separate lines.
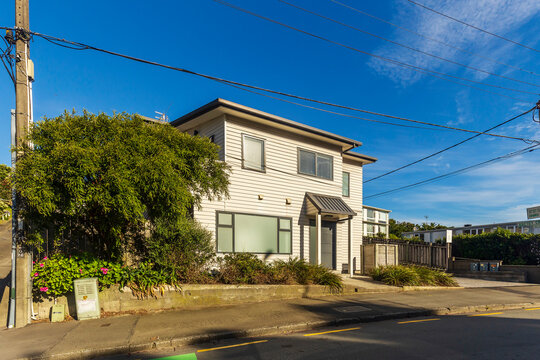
14, 111, 229, 260
0, 164, 11, 203
389, 218, 447, 238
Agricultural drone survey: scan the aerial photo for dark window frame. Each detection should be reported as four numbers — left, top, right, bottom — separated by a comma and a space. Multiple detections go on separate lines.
241, 133, 266, 173
216, 211, 292, 255
297, 148, 334, 181
342, 171, 350, 197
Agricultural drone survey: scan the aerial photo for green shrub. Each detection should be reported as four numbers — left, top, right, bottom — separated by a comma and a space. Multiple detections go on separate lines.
453, 229, 540, 265
273, 258, 343, 293
31, 254, 179, 300
144, 218, 215, 283
217, 253, 270, 284
370, 265, 457, 287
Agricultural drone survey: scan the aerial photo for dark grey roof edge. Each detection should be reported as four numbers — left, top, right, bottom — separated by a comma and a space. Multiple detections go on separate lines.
305, 192, 357, 216
343, 151, 378, 163
171, 98, 363, 147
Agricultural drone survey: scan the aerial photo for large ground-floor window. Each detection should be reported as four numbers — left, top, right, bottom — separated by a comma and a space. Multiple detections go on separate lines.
216, 211, 292, 254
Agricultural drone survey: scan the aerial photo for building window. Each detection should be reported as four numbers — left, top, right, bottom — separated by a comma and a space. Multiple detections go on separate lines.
342, 172, 350, 197
378, 212, 387, 223
366, 208, 375, 221
216, 212, 292, 254
365, 224, 375, 236
242, 134, 265, 172
298, 149, 333, 180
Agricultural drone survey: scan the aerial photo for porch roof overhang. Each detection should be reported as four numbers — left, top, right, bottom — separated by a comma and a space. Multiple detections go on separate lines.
305, 192, 357, 220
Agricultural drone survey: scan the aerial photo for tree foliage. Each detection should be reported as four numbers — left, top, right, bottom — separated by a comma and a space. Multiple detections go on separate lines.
14, 111, 229, 260
453, 229, 540, 265
0, 164, 11, 204
389, 218, 447, 238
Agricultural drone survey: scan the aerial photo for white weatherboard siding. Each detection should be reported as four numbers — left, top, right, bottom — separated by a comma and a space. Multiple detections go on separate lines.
342, 159, 363, 270
188, 115, 365, 272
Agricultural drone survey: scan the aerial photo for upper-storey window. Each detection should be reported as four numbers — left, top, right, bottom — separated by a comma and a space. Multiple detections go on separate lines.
366, 208, 375, 221
298, 149, 333, 180
242, 134, 265, 172
342, 172, 350, 197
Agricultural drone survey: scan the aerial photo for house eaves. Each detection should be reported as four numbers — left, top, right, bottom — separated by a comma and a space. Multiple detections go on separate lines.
171, 98, 371, 153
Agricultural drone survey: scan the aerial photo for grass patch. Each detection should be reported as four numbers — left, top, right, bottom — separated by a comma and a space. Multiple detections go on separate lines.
370, 265, 458, 287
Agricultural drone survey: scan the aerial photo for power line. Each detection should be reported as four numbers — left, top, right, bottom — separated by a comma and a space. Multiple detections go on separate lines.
212, 0, 540, 93
223, 81, 452, 131
330, 0, 540, 77
278, 0, 540, 92
364, 103, 539, 183
3, 25, 538, 142
364, 143, 540, 199
406, 0, 540, 54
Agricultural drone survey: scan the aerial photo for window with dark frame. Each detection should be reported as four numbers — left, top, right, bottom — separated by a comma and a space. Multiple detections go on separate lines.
298, 148, 333, 180
342, 172, 350, 197
216, 211, 292, 254
242, 134, 265, 172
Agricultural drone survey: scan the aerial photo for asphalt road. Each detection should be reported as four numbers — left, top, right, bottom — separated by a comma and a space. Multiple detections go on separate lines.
106, 307, 540, 360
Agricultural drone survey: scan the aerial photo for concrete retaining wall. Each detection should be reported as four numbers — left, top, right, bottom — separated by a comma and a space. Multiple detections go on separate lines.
500, 265, 540, 284
33, 283, 353, 321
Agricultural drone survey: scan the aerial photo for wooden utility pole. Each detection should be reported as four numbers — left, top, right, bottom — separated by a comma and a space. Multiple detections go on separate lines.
13, 0, 32, 328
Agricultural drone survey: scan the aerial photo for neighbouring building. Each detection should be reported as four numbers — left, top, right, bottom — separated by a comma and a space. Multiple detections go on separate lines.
362, 205, 391, 237
403, 219, 540, 243
171, 99, 378, 274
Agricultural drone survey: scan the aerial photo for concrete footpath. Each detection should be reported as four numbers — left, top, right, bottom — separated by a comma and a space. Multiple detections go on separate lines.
2, 283, 540, 360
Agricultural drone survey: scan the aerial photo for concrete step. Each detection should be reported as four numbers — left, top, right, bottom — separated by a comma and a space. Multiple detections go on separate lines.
453, 270, 527, 283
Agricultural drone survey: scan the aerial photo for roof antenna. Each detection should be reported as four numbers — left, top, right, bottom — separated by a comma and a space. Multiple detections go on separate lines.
154, 111, 168, 122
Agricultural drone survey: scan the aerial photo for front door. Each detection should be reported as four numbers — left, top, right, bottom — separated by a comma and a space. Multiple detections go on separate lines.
310, 220, 336, 270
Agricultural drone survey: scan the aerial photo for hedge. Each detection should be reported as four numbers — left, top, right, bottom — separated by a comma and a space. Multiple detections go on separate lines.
452, 228, 540, 265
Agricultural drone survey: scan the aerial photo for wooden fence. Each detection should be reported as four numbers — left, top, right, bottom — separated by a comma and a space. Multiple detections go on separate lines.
363, 237, 451, 269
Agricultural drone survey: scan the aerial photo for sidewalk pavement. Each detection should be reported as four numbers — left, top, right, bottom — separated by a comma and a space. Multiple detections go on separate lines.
2, 281, 540, 360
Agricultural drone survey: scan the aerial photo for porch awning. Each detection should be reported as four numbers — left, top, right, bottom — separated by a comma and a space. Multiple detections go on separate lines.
305, 192, 357, 217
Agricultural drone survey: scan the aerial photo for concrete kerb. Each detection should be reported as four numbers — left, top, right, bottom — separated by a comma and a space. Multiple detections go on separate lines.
27, 301, 540, 360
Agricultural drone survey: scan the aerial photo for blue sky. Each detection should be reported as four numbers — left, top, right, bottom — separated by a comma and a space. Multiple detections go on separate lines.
1, 0, 539, 226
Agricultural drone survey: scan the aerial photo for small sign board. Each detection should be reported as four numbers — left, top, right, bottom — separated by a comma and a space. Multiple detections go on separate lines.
51, 304, 65, 322
527, 206, 540, 219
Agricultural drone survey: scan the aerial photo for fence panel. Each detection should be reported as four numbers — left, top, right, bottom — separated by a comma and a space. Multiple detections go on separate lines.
363, 237, 449, 269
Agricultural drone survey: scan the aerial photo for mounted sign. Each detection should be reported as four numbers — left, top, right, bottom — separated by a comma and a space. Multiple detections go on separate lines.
527, 206, 540, 220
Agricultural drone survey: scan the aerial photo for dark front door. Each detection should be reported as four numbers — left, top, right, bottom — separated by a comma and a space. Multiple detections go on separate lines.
310, 220, 336, 270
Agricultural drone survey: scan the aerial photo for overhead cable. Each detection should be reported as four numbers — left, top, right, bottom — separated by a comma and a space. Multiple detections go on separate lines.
2, 25, 537, 142
330, 0, 540, 77
279, 0, 540, 91
364, 103, 539, 183
406, 0, 540, 54
364, 143, 540, 199
212, 0, 540, 91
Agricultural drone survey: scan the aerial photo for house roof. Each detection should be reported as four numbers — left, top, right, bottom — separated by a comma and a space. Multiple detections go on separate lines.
171, 99, 377, 164
363, 204, 391, 213
305, 192, 357, 216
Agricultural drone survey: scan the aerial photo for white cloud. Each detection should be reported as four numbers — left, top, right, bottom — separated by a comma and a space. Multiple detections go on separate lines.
368, 0, 540, 85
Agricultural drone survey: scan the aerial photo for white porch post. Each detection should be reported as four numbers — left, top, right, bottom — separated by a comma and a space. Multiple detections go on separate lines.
348, 216, 353, 277
316, 212, 322, 265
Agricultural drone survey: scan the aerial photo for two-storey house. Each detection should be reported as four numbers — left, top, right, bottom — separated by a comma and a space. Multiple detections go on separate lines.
171, 99, 377, 275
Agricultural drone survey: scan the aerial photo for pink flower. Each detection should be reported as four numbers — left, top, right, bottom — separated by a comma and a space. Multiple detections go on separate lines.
33, 272, 38, 277
32, 261, 35, 264
43, 256, 48, 260
39, 287, 48, 292
39, 263, 44, 268
79, 269, 83, 274
100, 267, 109, 275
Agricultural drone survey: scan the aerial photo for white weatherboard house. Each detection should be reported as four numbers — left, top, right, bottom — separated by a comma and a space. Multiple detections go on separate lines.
171, 99, 378, 275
